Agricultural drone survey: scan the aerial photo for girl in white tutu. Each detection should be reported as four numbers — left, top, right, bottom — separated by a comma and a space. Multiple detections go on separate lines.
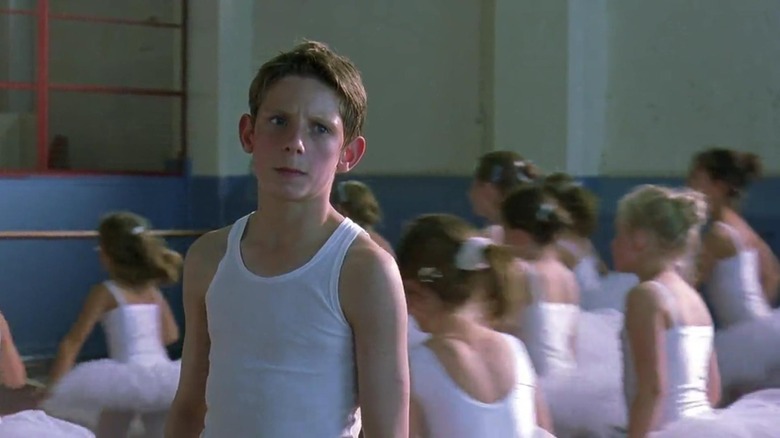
543, 173, 638, 312
500, 184, 626, 437
688, 148, 780, 400
469, 151, 541, 243
42, 212, 182, 437
689, 148, 779, 325
396, 213, 554, 437
0, 311, 95, 437
614, 184, 780, 437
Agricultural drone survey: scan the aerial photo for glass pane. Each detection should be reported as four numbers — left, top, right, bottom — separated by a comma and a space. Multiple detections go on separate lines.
49, 0, 180, 24
0, 8, 37, 83
48, 91, 181, 172
0, 90, 37, 171
50, 20, 180, 90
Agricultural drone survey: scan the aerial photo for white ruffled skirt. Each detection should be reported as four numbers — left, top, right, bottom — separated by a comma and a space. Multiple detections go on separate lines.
541, 309, 627, 437
650, 389, 780, 437
42, 357, 181, 428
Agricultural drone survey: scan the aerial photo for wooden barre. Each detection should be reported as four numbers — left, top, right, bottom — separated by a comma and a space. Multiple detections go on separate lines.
0, 229, 210, 239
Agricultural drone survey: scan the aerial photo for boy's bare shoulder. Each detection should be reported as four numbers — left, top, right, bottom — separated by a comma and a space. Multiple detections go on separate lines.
186, 225, 232, 268
343, 232, 397, 274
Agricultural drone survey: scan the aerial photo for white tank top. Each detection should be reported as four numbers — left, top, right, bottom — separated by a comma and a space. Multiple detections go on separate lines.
707, 222, 771, 328
203, 214, 364, 438
622, 281, 713, 428
410, 334, 539, 438
102, 281, 170, 365
519, 264, 579, 377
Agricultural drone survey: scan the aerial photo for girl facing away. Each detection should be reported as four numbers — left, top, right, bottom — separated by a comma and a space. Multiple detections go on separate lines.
614, 185, 780, 437
544, 173, 638, 312
396, 214, 554, 438
688, 148, 780, 401
469, 151, 541, 243
42, 212, 182, 438
500, 184, 626, 437
332, 180, 395, 256
688, 147, 779, 324
0, 311, 95, 437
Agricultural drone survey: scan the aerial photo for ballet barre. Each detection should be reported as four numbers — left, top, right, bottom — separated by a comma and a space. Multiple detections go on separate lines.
0, 229, 209, 239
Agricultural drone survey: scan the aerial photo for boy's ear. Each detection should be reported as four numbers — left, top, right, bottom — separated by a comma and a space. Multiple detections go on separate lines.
239, 114, 255, 154
337, 136, 366, 173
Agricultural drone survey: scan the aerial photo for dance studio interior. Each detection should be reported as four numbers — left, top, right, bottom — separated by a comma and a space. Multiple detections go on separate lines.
1, 0, 779, 437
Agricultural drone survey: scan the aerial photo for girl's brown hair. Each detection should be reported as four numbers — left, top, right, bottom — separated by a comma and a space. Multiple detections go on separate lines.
332, 180, 382, 227
693, 147, 762, 200
473, 151, 541, 197
502, 184, 572, 245
98, 212, 183, 287
396, 214, 518, 320
543, 172, 599, 237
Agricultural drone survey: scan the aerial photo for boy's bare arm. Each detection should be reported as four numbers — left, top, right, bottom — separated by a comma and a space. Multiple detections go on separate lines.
341, 238, 410, 438
165, 229, 226, 438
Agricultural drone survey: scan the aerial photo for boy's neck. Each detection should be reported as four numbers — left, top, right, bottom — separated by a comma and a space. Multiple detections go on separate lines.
249, 192, 337, 245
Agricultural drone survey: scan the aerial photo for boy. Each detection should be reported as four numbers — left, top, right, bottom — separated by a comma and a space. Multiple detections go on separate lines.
165, 41, 410, 437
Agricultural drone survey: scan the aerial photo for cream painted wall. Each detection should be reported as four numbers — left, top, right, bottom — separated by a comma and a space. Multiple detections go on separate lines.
604, 0, 780, 176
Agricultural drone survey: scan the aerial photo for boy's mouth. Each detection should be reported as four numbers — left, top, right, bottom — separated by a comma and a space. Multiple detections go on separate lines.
274, 167, 307, 176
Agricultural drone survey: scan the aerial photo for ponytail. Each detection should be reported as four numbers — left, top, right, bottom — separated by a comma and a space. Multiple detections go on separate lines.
482, 244, 521, 320
139, 235, 184, 285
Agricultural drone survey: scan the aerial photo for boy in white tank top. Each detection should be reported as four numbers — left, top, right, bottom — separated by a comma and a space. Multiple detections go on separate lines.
164, 41, 410, 438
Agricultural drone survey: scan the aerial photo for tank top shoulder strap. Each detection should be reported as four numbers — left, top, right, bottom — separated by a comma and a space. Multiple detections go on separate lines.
648, 280, 680, 326
522, 263, 543, 303
715, 221, 746, 251
226, 213, 252, 256
326, 218, 366, 316
502, 334, 536, 390
103, 281, 127, 306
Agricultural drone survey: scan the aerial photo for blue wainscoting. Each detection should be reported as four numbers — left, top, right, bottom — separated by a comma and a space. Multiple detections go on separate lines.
2, 173, 778, 358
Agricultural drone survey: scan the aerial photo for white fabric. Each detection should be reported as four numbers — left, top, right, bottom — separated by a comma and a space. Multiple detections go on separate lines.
202, 214, 364, 438
622, 281, 714, 429
410, 334, 541, 438
43, 281, 180, 429
707, 222, 771, 328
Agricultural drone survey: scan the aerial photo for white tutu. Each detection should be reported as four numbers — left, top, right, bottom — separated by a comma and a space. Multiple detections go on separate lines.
542, 309, 627, 437
580, 272, 638, 312
0, 409, 95, 437
715, 309, 780, 391
42, 358, 181, 427
650, 389, 780, 437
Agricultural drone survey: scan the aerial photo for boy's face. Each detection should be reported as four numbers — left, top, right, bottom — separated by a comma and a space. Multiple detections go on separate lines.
240, 76, 365, 202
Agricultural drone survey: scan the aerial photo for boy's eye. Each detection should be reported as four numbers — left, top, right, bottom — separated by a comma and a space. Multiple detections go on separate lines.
270, 116, 286, 126
314, 123, 330, 134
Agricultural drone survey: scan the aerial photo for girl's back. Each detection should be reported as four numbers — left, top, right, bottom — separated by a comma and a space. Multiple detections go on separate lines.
101, 281, 170, 364
410, 328, 538, 438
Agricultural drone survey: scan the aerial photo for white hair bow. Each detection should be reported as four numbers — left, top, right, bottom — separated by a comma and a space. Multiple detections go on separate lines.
455, 237, 492, 270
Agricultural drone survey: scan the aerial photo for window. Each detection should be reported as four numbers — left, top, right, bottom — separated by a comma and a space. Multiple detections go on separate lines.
0, 0, 187, 175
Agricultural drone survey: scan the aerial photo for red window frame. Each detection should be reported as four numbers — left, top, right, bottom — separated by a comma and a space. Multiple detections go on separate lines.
0, 0, 188, 176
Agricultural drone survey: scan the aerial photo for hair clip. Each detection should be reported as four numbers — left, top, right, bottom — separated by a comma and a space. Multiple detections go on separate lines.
514, 161, 534, 183
536, 203, 555, 222
131, 226, 146, 235
417, 267, 443, 283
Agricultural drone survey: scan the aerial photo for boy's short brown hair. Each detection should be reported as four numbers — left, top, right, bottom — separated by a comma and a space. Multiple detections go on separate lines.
249, 40, 367, 144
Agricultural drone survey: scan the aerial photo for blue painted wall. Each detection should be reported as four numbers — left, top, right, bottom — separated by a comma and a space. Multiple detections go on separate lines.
2, 174, 779, 359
